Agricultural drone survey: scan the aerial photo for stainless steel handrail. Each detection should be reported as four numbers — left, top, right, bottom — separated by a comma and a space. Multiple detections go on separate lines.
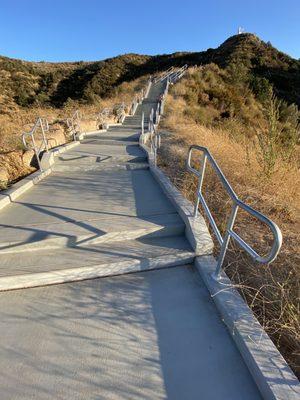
148, 108, 154, 133
130, 96, 139, 115
141, 112, 145, 135
154, 102, 161, 125
169, 65, 188, 83
154, 67, 174, 83
140, 66, 187, 163
187, 145, 282, 279
145, 77, 152, 97
114, 102, 127, 123
156, 65, 188, 84
97, 107, 112, 126
150, 130, 161, 166
66, 110, 81, 141
22, 117, 49, 172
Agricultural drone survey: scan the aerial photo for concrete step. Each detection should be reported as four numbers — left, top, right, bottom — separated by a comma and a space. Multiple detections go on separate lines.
0, 212, 184, 254
107, 130, 142, 138
123, 119, 146, 122
124, 116, 148, 120
52, 156, 148, 172
52, 144, 147, 170
82, 139, 139, 146
52, 161, 149, 172
108, 123, 142, 127
81, 137, 139, 145
56, 143, 145, 157
0, 235, 195, 291
99, 133, 140, 140
0, 169, 176, 224
106, 128, 141, 136
107, 125, 140, 130
122, 120, 148, 124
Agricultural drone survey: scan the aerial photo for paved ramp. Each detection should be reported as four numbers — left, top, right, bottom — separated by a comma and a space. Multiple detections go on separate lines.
0, 81, 263, 398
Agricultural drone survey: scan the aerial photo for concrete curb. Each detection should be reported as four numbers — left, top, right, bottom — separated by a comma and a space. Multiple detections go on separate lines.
139, 132, 300, 399
0, 252, 195, 291
51, 140, 81, 156
140, 143, 214, 256
0, 169, 52, 211
195, 255, 300, 400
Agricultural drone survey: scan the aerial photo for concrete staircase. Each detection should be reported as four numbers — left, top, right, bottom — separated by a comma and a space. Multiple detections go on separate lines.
0, 81, 195, 291
0, 79, 293, 399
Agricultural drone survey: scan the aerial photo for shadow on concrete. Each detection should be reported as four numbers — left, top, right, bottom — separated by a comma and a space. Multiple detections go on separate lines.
0, 169, 174, 257
0, 266, 262, 399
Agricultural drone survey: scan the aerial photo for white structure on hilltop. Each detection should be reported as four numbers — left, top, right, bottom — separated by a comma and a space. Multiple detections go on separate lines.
238, 27, 245, 34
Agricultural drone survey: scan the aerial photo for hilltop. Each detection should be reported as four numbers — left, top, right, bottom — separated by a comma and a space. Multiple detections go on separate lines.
0, 33, 299, 113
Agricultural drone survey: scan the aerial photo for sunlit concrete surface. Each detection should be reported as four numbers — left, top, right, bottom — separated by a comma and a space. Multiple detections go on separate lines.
0, 266, 262, 400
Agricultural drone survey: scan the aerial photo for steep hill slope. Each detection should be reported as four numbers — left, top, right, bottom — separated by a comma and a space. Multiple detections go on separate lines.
159, 66, 300, 377
0, 33, 299, 113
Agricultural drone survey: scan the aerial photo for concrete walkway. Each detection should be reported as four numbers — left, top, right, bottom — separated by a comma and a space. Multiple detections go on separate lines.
0, 82, 195, 289
0, 266, 261, 400
0, 81, 262, 398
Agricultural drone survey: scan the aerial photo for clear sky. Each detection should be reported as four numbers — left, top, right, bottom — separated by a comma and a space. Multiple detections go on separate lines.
0, 0, 299, 62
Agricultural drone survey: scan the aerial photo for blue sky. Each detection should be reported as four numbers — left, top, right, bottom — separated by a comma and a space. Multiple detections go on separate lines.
0, 0, 299, 61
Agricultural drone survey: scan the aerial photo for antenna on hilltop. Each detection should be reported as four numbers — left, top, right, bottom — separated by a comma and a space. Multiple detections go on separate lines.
238, 27, 245, 34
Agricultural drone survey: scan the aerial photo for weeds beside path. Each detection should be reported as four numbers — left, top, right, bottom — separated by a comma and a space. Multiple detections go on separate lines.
158, 93, 300, 377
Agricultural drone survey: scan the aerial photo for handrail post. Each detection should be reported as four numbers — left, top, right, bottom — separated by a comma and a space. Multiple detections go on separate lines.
187, 145, 282, 279
160, 98, 165, 115
141, 112, 144, 135
31, 133, 43, 172
194, 154, 207, 217
213, 203, 239, 280
40, 118, 49, 152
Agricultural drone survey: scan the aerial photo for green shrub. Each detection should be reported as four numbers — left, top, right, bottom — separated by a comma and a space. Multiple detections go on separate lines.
250, 76, 273, 103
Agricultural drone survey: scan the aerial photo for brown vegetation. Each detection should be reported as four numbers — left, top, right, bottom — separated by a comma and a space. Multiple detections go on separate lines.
158, 67, 300, 376
0, 77, 148, 188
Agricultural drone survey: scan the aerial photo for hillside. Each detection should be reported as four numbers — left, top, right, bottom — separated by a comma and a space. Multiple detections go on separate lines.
158, 65, 299, 376
0, 33, 299, 185
0, 33, 300, 114
0, 33, 299, 377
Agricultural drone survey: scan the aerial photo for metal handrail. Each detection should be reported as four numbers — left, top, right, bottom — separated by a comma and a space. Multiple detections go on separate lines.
22, 117, 49, 172
140, 66, 187, 163
114, 103, 127, 123
187, 145, 282, 279
97, 108, 112, 126
66, 110, 81, 141
156, 65, 188, 84
148, 108, 154, 133
141, 112, 145, 135
169, 65, 188, 83
145, 78, 152, 97
154, 102, 161, 125
150, 130, 161, 166
130, 96, 139, 115
155, 67, 174, 83
114, 102, 125, 111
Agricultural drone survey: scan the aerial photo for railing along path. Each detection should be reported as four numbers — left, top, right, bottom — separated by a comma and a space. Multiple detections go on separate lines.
22, 117, 50, 171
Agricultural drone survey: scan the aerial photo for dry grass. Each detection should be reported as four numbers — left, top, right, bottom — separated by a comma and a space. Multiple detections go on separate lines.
0, 77, 147, 186
158, 93, 300, 377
